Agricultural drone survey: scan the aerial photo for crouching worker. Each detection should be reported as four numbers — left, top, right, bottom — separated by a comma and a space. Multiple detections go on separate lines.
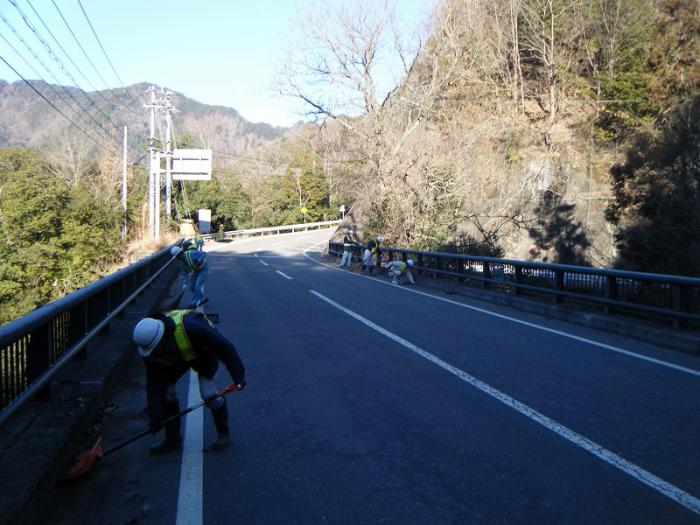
386, 259, 415, 285
172, 241, 208, 309
132, 309, 246, 454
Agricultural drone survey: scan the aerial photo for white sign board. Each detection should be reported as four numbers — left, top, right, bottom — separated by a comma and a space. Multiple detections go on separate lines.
171, 148, 212, 180
198, 209, 211, 233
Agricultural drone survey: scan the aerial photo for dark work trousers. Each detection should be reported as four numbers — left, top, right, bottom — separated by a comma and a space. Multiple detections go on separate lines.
145, 352, 222, 437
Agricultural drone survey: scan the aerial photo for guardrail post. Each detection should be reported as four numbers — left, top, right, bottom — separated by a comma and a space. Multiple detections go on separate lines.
605, 276, 617, 315
435, 255, 442, 279
553, 270, 564, 303
483, 262, 491, 288
457, 258, 464, 283
514, 266, 522, 295
27, 324, 51, 399
672, 284, 689, 328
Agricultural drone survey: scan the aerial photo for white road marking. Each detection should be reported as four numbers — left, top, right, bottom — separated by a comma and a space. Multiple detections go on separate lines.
302, 245, 700, 379
310, 290, 700, 516
259, 259, 269, 266
276, 270, 292, 280
176, 371, 203, 525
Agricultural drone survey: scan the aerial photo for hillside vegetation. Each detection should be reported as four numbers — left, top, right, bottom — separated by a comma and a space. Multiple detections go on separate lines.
278, 0, 699, 273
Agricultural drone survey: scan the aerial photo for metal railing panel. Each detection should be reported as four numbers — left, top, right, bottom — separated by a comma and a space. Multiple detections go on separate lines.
328, 241, 700, 325
0, 246, 175, 423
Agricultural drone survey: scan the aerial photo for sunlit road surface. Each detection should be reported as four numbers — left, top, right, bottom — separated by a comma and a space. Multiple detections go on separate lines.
45, 229, 700, 525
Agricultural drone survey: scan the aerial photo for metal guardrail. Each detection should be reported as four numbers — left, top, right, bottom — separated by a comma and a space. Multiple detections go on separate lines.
206, 220, 341, 241
329, 241, 700, 328
0, 246, 175, 425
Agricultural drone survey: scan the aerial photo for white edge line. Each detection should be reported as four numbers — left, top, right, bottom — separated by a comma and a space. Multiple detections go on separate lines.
259, 259, 269, 266
309, 289, 700, 516
276, 270, 292, 280
176, 371, 203, 525
301, 244, 700, 379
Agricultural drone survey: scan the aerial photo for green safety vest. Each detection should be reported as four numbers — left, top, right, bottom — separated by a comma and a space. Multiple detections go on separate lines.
166, 310, 198, 362
183, 250, 200, 272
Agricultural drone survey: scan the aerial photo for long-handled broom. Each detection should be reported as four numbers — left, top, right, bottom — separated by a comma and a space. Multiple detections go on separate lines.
64, 383, 240, 480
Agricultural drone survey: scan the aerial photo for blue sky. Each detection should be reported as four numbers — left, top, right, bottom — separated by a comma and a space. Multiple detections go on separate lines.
0, 0, 435, 127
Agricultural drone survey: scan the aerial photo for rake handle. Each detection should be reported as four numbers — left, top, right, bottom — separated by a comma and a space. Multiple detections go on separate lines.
103, 383, 239, 456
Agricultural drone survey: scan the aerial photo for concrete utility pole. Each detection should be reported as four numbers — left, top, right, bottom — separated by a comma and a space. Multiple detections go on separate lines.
146, 86, 157, 238
122, 125, 127, 240
143, 86, 178, 239
164, 92, 174, 219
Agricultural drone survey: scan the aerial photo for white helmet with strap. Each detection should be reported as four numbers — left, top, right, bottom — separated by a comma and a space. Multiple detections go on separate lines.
133, 318, 165, 357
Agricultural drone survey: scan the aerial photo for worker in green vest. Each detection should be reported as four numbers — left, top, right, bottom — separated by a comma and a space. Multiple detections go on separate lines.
386, 259, 415, 285
132, 309, 246, 454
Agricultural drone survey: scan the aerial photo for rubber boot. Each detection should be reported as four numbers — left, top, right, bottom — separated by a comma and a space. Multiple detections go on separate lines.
209, 403, 230, 451
150, 399, 182, 454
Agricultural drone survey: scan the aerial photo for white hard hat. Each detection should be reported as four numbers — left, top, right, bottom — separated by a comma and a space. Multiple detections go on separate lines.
407, 259, 414, 267
376, 235, 383, 242
133, 318, 165, 357
348, 229, 354, 234
170, 246, 182, 257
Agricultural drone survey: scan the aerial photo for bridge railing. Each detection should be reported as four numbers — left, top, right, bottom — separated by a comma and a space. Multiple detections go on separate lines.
0, 246, 175, 425
206, 220, 341, 241
329, 242, 700, 328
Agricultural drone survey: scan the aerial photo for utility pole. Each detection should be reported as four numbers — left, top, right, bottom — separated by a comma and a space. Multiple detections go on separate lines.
164, 92, 173, 219
146, 86, 157, 238
122, 125, 127, 240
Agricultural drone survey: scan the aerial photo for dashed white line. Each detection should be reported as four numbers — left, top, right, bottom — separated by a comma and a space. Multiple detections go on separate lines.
309, 289, 700, 516
259, 259, 269, 266
176, 371, 203, 525
276, 270, 292, 280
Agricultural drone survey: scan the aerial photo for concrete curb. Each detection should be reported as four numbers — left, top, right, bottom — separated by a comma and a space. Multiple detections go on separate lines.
0, 266, 179, 525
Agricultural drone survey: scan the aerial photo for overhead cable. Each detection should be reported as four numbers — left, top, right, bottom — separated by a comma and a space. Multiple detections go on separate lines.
51, 0, 140, 116
75, 0, 144, 108
0, 30, 112, 143
7, 0, 122, 132
0, 9, 118, 143
0, 54, 117, 155
23, 0, 138, 117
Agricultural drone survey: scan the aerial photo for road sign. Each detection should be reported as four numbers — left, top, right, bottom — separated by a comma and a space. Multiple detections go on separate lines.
171, 149, 212, 180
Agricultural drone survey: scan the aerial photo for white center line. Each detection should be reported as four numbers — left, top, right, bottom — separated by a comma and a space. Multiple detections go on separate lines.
259, 259, 269, 266
176, 371, 203, 525
310, 289, 700, 516
276, 270, 292, 280
301, 246, 700, 379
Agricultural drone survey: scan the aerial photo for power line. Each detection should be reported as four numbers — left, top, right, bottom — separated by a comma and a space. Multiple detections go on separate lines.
0, 9, 118, 143
6, 0, 122, 133
0, 30, 113, 144
0, 53, 117, 155
50, 0, 140, 117
23, 0, 138, 117
75, 0, 143, 109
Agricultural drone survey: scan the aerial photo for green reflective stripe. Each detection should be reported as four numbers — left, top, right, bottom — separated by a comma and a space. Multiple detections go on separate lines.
166, 310, 197, 362
184, 251, 196, 272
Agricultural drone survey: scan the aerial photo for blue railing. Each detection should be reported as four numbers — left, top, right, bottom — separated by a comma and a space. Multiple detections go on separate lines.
0, 246, 175, 425
329, 241, 700, 328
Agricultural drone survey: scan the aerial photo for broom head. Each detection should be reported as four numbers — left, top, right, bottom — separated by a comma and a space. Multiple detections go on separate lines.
64, 437, 104, 480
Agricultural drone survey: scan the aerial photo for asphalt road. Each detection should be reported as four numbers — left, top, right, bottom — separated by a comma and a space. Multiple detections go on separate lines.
44, 229, 700, 524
